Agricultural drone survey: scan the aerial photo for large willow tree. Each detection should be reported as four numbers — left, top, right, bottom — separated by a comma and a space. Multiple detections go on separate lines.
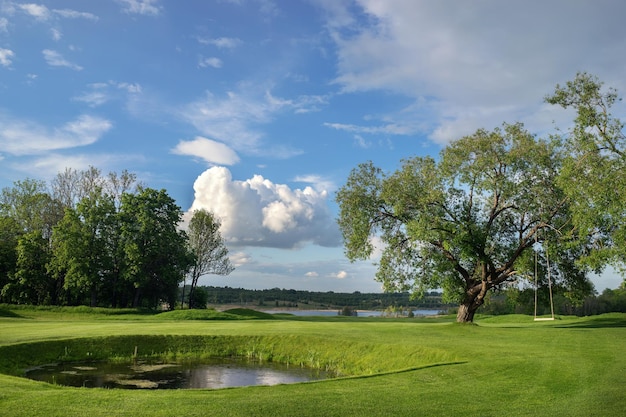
337, 118, 596, 322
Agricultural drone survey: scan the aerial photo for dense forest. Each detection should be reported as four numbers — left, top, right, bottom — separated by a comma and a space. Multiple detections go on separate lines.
0, 168, 196, 309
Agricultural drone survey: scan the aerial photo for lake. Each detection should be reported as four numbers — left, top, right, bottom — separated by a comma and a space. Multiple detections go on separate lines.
262, 309, 442, 317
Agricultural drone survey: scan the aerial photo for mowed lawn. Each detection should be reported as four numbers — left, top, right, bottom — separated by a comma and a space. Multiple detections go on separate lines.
0, 308, 624, 417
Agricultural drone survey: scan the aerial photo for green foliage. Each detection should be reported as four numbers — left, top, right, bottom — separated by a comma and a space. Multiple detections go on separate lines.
186, 209, 233, 308
336, 122, 586, 322
546, 72, 626, 273
119, 188, 194, 309
0, 170, 195, 310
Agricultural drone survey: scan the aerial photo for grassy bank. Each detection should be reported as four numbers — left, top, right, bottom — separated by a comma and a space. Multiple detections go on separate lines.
0, 307, 624, 416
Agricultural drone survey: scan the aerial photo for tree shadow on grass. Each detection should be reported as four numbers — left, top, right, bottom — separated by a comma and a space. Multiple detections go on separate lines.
554, 316, 626, 328
0, 308, 24, 318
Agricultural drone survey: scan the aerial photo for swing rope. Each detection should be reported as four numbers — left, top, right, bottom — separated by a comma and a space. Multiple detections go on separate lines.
534, 231, 555, 321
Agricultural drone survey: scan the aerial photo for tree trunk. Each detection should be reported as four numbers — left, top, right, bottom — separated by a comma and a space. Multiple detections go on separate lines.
456, 303, 480, 323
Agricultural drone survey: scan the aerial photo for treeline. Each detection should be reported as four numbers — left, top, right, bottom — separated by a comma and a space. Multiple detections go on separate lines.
481, 285, 626, 316
195, 286, 452, 310
0, 168, 193, 309
193, 285, 626, 316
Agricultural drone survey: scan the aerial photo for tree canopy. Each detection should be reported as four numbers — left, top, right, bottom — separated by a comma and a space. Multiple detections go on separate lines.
337, 73, 619, 322
0, 167, 228, 309
185, 209, 234, 308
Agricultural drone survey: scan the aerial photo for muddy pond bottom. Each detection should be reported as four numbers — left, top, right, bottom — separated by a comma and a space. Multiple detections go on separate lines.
26, 359, 330, 389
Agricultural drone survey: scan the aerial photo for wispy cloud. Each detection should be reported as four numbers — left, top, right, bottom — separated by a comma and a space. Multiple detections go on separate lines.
18, 3, 51, 20
0, 48, 14, 67
198, 37, 242, 48
73, 81, 142, 107
323, 121, 417, 135
9, 152, 145, 183
53, 9, 98, 21
50, 27, 61, 41
321, 1, 626, 144
42, 49, 82, 70
0, 17, 8, 32
180, 87, 324, 157
293, 174, 336, 193
116, 0, 162, 16
0, 114, 112, 155
198, 56, 223, 68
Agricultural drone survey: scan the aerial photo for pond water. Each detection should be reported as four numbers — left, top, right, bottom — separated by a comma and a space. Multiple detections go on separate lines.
25, 359, 329, 389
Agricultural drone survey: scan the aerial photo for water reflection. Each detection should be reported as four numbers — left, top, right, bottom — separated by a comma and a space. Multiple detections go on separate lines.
25, 359, 329, 389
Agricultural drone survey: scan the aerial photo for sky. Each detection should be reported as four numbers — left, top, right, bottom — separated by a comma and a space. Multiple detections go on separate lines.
1, 0, 626, 293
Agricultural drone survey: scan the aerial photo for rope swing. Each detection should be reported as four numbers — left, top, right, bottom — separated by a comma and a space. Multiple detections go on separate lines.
534, 232, 555, 321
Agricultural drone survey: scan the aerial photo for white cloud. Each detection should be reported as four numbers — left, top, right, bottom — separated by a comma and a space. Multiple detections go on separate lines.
305, 271, 319, 277
294, 174, 336, 193
0, 114, 112, 155
181, 89, 285, 151
0, 48, 14, 67
42, 49, 82, 70
321, 0, 626, 143
8, 152, 145, 183
323, 121, 416, 136
73, 81, 142, 107
18, 3, 51, 20
171, 136, 239, 165
116, 82, 142, 93
188, 166, 341, 249
181, 88, 323, 155
117, 0, 161, 16
229, 251, 253, 268
0, 17, 8, 32
334, 271, 348, 279
52, 9, 98, 21
198, 37, 242, 48
50, 27, 61, 41
198, 56, 223, 68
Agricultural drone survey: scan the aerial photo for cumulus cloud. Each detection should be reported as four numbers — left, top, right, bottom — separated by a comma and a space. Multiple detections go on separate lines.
117, 0, 161, 16
171, 136, 239, 165
0, 48, 14, 67
42, 49, 82, 70
187, 166, 341, 249
0, 114, 112, 155
321, 0, 626, 143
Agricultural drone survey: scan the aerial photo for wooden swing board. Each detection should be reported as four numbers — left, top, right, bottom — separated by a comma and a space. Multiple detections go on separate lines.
534, 317, 555, 321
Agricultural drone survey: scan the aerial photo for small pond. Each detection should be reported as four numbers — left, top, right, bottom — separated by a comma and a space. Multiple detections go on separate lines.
25, 358, 330, 389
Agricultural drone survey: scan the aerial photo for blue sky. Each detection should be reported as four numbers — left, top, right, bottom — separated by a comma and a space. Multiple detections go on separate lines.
1, 0, 625, 292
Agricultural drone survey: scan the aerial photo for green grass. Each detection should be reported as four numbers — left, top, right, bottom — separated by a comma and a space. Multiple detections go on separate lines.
0, 307, 624, 416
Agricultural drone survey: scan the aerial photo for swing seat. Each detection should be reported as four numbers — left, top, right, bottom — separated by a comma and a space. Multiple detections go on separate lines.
533, 317, 555, 321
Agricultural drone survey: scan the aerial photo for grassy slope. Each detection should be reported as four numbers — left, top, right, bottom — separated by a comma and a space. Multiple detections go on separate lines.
0, 309, 624, 417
